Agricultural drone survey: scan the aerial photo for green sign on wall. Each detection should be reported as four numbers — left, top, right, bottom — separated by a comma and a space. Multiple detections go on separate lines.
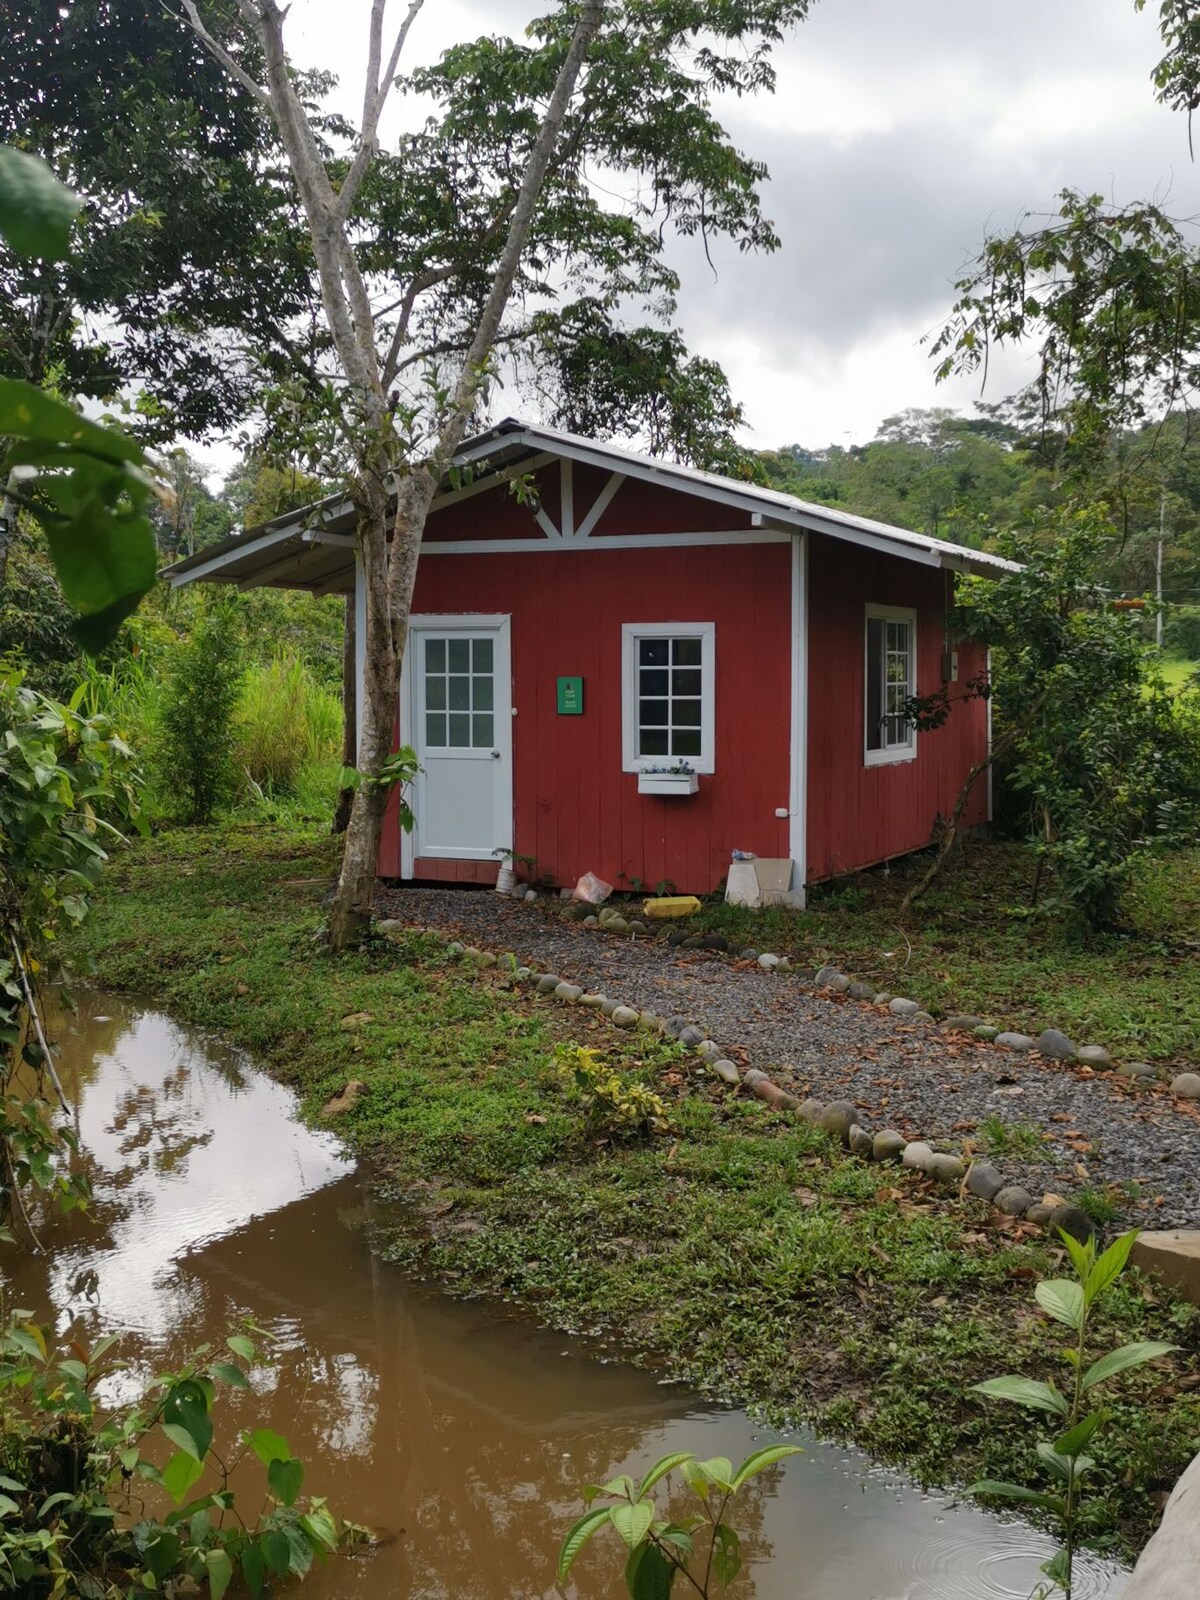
556, 676, 584, 715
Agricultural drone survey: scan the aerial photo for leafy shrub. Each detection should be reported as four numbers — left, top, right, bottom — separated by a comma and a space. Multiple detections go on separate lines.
235, 656, 342, 794
554, 1044, 671, 1135
0, 1316, 353, 1596
158, 599, 243, 823
1164, 605, 1200, 660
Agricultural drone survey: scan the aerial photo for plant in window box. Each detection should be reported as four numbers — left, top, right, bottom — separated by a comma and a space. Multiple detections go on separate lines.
637, 761, 700, 797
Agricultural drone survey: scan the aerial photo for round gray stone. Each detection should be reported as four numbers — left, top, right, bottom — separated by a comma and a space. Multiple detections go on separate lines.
516, 967, 532, 980
524, 889, 538, 902
873, 1129, 907, 1162
605, 916, 630, 935
994, 1184, 1036, 1216
796, 1098, 825, 1124
610, 1005, 640, 1029
600, 998, 619, 1018
375, 918, 405, 933
554, 982, 584, 1002
578, 992, 605, 1009
1047, 1204, 1096, 1243
743, 1067, 770, 1089
849, 1125, 875, 1158
927, 1152, 966, 1184
679, 1025, 706, 1049
848, 981, 876, 1001
583, 915, 599, 928
826, 974, 852, 993
475, 951, 498, 968
1024, 1203, 1055, 1228
872, 993, 893, 1007
758, 952, 781, 971
664, 1016, 689, 1040
819, 1100, 861, 1144
710, 1059, 741, 1086
901, 1141, 934, 1172
966, 1161, 1004, 1202
974, 1024, 1000, 1041
889, 998, 921, 1017
628, 920, 650, 935
814, 965, 843, 985
1077, 1044, 1112, 1069
913, 1011, 936, 1024
995, 1032, 1035, 1051
695, 1040, 722, 1062
1037, 1028, 1078, 1061
776, 956, 793, 972
945, 1015, 984, 1032
536, 973, 562, 994
447, 940, 465, 954
1117, 1060, 1158, 1079
1170, 1072, 1200, 1099
741, 949, 759, 961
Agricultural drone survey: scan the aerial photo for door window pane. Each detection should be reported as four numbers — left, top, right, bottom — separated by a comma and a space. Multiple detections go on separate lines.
447, 713, 471, 747
426, 676, 446, 710
473, 676, 493, 710
422, 633, 499, 750
426, 713, 446, 746
472, 638, 493, 672
472, 714, 494, 747
448, 675, 470, 710
425, 638, 445, 673
448, 638, 470, 673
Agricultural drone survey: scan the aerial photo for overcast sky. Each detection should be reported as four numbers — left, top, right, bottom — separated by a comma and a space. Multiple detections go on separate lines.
203, 0, 1199, 474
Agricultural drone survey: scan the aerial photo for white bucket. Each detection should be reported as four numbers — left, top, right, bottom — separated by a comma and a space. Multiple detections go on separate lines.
495, 865, 517, 895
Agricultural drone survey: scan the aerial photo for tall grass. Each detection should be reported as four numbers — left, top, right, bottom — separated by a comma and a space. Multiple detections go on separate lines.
234, 656, 342, 794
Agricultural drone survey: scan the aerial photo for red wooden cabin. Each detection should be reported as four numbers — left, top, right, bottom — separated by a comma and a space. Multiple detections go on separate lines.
166, 420, 1010, 900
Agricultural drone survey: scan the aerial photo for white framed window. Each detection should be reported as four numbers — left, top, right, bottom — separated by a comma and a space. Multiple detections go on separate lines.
864, 604, 917, 766
621, 622, 716, 773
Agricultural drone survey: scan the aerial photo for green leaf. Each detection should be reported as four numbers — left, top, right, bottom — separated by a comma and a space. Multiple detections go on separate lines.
586, 1474, 636, 1504
0, 147, 78, 260
43, 502, 158, 653
245, 1427, 291, 1467
712, 1524, 741, 1586
1035, 1279, 1085, 1330
557, 1507, 612, 1581
682, 1456, 733, 1493
160, 1449, 205, 1505
1058, 1228, 1095, 1284
226, 1333, 255, 1363
267, 1455, 304, 1507
142, 1529, 182, 1581
1036, 1442, 1073, 1482
204, 1547, 233, 1600
261, 1529, 291, 1576
637, 1453, 695, 1499
0, 380, 140, 465
1084, 1230, 1138, 1304
966, 1481, 1067, 1514
1055, 1410, 1105, 1456
0, 1495, 20, 1519
971, 1375, 1070, 1416
729, 1444, 804, 1491
609, 1498, 655, 1552
208, 1361, 249, 1390
1082, 1341, 1177, 1390
627, 1540, 676, 1599
163, 1381, 213, 1461
239, 1539, 265, 1598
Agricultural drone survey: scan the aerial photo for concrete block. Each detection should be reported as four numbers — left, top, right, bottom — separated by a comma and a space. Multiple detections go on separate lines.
1131, 1231, 1200, 1308
724, 858, 795, 909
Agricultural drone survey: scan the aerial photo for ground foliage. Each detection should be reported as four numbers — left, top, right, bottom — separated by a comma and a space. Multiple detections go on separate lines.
65, 823, 1200, 1561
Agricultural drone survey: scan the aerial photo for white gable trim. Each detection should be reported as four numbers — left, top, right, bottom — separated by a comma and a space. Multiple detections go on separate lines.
420, 529, 790, 556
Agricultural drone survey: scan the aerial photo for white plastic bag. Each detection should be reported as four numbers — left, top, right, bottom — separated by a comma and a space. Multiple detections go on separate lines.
572, 871, 613, 905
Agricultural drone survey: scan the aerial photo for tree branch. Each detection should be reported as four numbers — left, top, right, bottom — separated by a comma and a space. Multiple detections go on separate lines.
178, 1, 271, 106
338, 0, 427, 222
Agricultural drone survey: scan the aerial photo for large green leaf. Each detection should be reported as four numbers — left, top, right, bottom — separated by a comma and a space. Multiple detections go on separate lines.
637, 1452, 695, 1499
1035, 1279, 1085, 1330
626, 1541, 676, 1599
609, 1498, 655, 1552
160, 1449, 204, 1505
712, 1524, 742, 1586
245, 1427, 291, 1467
163, 1380, 213, 1461
1084, 1230, 1138, 1305
730, 1444, 804, 1491
1055, 1410, 1105, 1456
557, 1507, 612, 1581
681, 1455, 733, 1493
971, 1375, 1069, 1416
1082, 1341, 1177, 1390
0, 379, 141, 465
267, 1455, 304, 1508
967, 1481, 1067, 1515
0, 147, 78, 260
204, 1549, 233, 1600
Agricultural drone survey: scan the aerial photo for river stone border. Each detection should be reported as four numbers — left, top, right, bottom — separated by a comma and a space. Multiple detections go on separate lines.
375, 918, 1103, 1244
463, 895, 1194, 1092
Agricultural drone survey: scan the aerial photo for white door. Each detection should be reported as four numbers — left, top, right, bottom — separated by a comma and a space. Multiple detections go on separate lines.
405, 616, 512, 867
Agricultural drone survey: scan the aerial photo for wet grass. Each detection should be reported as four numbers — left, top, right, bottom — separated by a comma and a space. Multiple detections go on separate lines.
67, 821, 1200, 1561
686, 841, 1200, 1065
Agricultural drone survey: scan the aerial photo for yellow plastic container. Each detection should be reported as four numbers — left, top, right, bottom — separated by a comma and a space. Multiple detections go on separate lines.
642, 895, 702, 920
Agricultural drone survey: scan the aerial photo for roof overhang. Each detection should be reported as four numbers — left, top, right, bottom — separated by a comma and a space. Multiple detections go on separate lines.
161, 417, 1018, 591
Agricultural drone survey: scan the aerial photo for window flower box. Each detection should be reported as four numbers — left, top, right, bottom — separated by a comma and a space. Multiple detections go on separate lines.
637, 769, 699, 797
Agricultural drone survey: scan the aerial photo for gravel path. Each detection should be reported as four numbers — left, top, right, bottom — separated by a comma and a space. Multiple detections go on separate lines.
377, 886, 1200, 1229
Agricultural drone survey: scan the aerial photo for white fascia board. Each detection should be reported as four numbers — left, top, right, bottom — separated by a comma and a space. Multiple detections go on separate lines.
164, 525, 300, 586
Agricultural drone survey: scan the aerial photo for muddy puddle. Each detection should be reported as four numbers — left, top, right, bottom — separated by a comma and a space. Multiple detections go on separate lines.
5, 993, 1127, 1598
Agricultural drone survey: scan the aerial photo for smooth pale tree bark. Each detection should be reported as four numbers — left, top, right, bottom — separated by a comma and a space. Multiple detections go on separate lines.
183, 0, 606, 948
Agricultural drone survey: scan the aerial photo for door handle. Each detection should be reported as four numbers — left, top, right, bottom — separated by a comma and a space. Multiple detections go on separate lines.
491, 750, 501, 759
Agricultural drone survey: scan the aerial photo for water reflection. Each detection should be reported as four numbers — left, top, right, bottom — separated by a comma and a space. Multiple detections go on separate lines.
3, 993, 1127, 1599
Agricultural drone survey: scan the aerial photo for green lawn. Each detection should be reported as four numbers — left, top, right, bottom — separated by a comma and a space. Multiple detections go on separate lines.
66, 821, 1200, 1558
1159, 655, 1200, 693
688, 841, 1200, 1065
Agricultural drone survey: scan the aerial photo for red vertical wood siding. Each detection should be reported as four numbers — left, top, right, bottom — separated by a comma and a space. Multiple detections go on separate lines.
805, 539, 989, 882
396, 539, 793, 892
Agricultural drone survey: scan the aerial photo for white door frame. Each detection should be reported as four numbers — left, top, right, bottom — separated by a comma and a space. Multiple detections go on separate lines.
399, 614, 513, 878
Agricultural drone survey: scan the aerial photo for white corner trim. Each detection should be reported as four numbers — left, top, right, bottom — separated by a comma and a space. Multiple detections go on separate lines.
353, 554, 366, 772
863, 602, 918, 768
986, 645, 994, 824
620, 621, 716, 775
560, 459, 574, 539
789, 534, 808, 900
576, 472, 625, 537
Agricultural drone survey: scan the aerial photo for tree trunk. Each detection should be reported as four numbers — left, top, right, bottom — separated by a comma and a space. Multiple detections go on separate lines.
332, 591, 356, 834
